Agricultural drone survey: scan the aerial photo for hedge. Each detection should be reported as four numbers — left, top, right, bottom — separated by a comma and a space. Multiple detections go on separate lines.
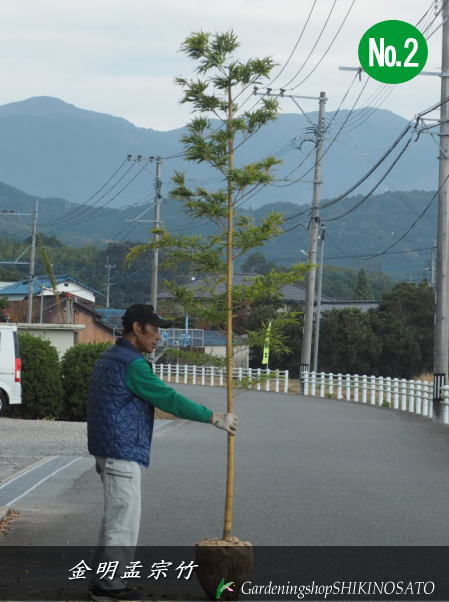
13, 333, 64, 419
61, 343, 110, 420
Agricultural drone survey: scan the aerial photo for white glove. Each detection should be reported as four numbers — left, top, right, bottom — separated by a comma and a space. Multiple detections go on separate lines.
211, 412, 238, 434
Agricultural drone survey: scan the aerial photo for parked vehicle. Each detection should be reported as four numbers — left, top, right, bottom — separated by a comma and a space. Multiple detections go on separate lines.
0, 324, 21, 415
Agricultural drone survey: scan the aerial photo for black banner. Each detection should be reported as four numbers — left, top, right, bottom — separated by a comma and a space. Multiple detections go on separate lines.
0, 546, 448, 600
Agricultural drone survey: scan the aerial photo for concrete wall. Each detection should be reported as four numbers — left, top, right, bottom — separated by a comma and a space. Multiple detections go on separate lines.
204, 344, 249, 368
16, 324, 85, 358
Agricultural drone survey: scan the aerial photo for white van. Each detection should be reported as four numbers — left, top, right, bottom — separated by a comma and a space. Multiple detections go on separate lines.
0, 324, 22, 415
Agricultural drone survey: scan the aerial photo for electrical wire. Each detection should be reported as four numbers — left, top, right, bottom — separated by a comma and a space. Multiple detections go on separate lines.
362, 184, 442, 260
267, 71, 361, 189
330, 3, 444, 135
287, 0, 356, 91
45, 162, 149, 235
268, 0, 319, 87
282, 0, 339, 89
322, 132, 414, 221
42, 162, 136, 229
274, 76, 371, 196
319, 123, 413, 210
41, 158, 129, 227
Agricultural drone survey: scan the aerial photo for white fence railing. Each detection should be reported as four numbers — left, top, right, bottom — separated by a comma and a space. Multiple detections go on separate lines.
156, 363, 289, 393
302, 371, 438, 420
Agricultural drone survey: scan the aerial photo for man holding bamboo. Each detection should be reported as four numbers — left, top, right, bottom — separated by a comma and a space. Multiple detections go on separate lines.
87, 303, 238, 601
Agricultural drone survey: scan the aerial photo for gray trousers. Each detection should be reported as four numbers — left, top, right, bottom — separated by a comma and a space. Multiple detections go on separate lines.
90, 457, 142, 591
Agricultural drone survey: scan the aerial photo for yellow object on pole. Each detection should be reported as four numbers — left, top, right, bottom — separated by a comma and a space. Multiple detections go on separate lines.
261, 321, 272, 366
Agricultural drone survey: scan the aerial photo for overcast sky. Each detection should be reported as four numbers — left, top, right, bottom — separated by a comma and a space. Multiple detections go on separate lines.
0, 1, 443, 130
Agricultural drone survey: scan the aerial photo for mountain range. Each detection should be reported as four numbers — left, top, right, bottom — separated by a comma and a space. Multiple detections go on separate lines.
0, 179, 437, 282
0, 96, 438, 210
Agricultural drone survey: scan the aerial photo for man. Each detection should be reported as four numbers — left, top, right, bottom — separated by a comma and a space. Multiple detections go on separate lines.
87, 304, 238, 601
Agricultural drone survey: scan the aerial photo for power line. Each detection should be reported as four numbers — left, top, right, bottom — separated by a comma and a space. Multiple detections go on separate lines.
268, 0, 319, 87
331, 5, 444, 136
362, 184, 444, 261
281, 0, 339, 89
287, 0, 356, 91
45, 162, 148, 235
321, 123, 412, 209
268, 72, 361, 188
273, 76, 371, 190
41, 158, 129, 227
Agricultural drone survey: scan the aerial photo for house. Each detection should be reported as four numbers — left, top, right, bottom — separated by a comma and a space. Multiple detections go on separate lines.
157, 273, 337, 311
158, 274, 380, 314
0, 275, 98, 310
0, 275, 115, 344
44, 295, 115, 344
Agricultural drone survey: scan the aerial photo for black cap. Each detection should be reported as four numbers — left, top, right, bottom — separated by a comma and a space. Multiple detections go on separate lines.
122, 304, 172, 332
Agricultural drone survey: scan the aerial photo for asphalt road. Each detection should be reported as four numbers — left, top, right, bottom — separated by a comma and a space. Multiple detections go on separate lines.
3, 385, 449, 546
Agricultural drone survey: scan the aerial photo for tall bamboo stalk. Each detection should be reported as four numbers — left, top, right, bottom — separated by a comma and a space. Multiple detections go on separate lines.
223, 83, 235, 541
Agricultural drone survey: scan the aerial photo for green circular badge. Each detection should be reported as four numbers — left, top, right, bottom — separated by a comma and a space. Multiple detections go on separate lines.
358, 20, 428, 84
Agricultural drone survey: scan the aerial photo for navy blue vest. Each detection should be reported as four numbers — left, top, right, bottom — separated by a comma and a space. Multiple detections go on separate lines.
87, 338, 155, 467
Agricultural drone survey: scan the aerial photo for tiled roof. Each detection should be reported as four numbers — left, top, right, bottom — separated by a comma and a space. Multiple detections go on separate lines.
0, 275, 102, 296
96, 308, 125, 328
158, 273, 336, 303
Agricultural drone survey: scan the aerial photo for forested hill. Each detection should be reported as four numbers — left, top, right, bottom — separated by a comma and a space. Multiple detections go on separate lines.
0, 180, 436, 281
0, 96, 437, 208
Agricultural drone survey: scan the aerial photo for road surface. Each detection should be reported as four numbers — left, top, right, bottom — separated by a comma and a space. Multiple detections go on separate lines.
2, 385, 449, 546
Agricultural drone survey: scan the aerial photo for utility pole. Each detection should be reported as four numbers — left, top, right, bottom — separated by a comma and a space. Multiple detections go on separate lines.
105, 256, 116, 309
434, 0, 449, 405
125, 154, 162, 310
151, 157, 162, 310
312, 224, 326, 373
253, 88, 327, 380
300, 91, 327, 376
431, 241, 437, 288
26, 200, 38, 324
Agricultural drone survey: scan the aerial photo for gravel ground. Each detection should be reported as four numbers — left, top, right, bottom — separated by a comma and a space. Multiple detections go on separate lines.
0, 417, 89, 484
0, 416, 173, 484
0, 417, 89, 457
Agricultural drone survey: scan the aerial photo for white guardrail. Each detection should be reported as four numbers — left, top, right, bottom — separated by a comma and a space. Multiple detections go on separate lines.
155, 363, 289, 393
302, 371, 449, 424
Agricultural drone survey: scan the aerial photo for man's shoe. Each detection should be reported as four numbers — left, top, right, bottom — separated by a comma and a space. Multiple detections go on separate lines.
88, 584, 143, 601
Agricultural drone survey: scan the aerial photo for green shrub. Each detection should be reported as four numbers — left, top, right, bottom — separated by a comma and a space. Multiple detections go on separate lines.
13, 333, 64, 419
61, 343, 110, 420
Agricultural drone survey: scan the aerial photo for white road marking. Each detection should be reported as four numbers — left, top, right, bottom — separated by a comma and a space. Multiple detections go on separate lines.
0, 420, 176, 507
5, 456, 82, 507
0, 456, 56, 491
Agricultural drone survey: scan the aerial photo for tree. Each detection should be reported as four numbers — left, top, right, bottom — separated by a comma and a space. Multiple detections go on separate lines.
353, 268, 374, 300
128, 31, 307, 541
319, 309, 381, 375
241, 252, 277, 274
369, 311, 423, 378
374, 281, 434, 375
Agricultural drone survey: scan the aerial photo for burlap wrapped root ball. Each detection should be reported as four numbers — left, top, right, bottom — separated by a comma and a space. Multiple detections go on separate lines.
195, 537, 253, 601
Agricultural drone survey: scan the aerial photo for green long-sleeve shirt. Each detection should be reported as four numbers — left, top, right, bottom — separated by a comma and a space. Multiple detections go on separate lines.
126, 358, 213, 423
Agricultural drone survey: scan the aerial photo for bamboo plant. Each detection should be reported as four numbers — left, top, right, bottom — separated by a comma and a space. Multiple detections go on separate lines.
129, 31, 307, 540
